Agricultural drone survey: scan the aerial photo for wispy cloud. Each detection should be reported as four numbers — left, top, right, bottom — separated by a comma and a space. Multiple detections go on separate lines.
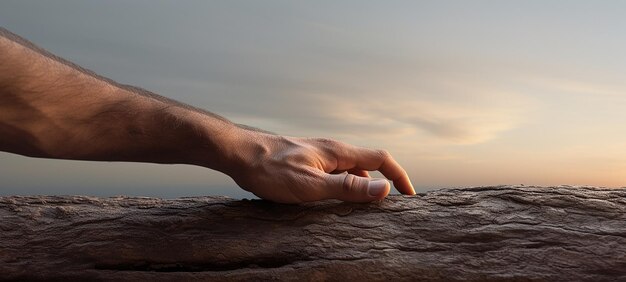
3, 0, 626, 195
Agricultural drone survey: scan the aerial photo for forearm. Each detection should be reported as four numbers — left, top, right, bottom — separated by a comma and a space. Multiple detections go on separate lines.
0, 28, 239, 172
0, 27, 414, 203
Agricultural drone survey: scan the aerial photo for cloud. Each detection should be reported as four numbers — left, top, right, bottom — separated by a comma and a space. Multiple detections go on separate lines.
5, 0, 626, 192
205, 84, 529, 148
1, 1, 536, 149
186, 58, 532, 146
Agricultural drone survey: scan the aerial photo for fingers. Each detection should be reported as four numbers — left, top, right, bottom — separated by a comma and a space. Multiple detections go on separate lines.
324, 173, 390, 202
330, 169, 370, 178
341, 147, 415, 195
310, 137, 415, 196
348, 168, 370, 178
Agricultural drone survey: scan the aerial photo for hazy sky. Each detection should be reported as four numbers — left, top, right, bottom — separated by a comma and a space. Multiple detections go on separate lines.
1, 1, 625, 198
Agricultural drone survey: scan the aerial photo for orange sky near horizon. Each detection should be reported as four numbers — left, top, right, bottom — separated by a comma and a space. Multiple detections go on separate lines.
1, 1, 625, 198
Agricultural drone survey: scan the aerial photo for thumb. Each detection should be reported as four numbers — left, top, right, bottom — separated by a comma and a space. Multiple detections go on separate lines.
325, 173, 390, 202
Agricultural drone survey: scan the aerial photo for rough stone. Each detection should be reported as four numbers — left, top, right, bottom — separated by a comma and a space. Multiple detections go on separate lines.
2, 186, 626, 281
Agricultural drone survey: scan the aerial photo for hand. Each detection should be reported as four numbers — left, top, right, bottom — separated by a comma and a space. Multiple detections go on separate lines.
1, 27, 414, 203
222, 129, 416, 203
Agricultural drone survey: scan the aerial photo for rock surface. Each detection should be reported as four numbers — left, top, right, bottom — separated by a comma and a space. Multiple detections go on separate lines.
2, 186, 626, 281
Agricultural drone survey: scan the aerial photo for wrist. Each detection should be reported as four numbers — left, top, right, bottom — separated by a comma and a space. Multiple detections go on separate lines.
167, 109, 234, 171
197, 123, 274, 178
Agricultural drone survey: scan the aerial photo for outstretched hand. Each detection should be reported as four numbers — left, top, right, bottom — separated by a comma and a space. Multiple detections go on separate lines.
1, 27, 414, 204
222, 130, 415, 204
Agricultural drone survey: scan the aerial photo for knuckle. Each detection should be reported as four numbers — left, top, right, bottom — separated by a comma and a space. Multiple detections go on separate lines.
342, 173, 356, 193
315, 137, 340, 148
314, 137, 348, 159
376, 149, 391, 161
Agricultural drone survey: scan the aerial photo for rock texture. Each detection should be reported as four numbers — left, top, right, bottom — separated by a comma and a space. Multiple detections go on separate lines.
2, 186, 626, 281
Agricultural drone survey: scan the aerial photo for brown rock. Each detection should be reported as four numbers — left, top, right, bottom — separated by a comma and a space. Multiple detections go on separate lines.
1, 186, 626, 281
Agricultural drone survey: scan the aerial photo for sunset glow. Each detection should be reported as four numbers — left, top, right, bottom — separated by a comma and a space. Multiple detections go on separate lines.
1, 1, 625, 198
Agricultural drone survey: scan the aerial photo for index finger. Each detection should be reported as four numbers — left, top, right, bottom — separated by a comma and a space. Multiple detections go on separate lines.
343, 146, 416, 195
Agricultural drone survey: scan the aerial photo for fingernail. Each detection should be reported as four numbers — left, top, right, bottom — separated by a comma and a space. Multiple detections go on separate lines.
368, 179, 388, 197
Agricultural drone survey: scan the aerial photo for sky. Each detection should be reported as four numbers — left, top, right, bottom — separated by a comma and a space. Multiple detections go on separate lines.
1, 1, 625, 198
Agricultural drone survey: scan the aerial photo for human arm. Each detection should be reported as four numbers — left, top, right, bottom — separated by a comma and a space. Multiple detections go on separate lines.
0, 27, 415, 203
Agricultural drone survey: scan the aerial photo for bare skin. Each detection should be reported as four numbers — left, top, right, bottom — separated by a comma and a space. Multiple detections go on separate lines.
0, 27, 415, 203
